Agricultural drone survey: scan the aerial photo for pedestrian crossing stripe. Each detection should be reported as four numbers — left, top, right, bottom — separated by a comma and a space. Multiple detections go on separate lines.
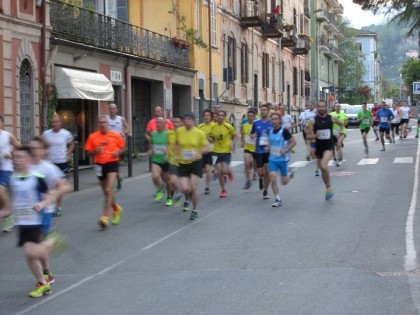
230, 161, 244, 167
393, 157, 413, 164
289, 161, 311, 168
357, 158, 379, 165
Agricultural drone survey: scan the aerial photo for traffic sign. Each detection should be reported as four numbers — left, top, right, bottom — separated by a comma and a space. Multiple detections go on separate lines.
413, 82, 420, 95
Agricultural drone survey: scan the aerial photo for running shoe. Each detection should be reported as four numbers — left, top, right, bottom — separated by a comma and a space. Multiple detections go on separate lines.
173, 192, 183, 206
112, 204, 123, 225
53, 208, 62, 217
332, 157, 337, 165
45, 231, 68, 254
165, 198, 173, 206
272, 199, 282, 207
182, 201, 190, 212
228, 173, 234, 183
204, 187, 210, 195
190, 210, 198, 220
336, 160, 341, 167
29, 283, 51, 298
44, 273, 55, 284
306, 155, 311, 161
243, 180, 251, 190
1, 216, 14, 232
375, 137, 379, 141
259, 178, 264, 190
98, 215, 110, 229
263, 191, 270, 200
380, 147, 385, 151
325, 189, 334, 201
315, 168, 320, 176
117, 175, 123, 191
219, 190, 228, 198
153, 188, 164, 201
364, 148, 369, 155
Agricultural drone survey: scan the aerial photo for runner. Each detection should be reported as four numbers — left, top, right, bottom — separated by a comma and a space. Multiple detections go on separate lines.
107, 103, 129, 191
399, 100, 411, 139
0, 145, 66, 298
167, 116, 184, 207
371, 101, 380, 141
145, 106, 174, 144
390, 103, 401, 144
147, 118, 172, 206
250, 104, 272, 199
267, 112, 297, 207
210, 110, 237, 198
241, 108, 256, 189
356, 102, 373, 155
0, 115, 21, 232
376, 101, 394, 151
42, 114, 74, 216
305, 100, 344, 200
329, 102, 348, 166
198, 109, 216, 194
279, 105, 295, 130
298, 102, 316, 161
175, 113, 208, 220
85, 115, 125, 229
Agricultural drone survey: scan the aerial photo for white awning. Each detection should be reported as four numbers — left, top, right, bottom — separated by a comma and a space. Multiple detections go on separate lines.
55, 67, 114, 101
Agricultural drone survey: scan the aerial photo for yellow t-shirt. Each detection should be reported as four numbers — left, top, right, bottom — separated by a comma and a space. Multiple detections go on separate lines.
175, 126, 208, 164
210, 121, 236, 153
241, 123, 256, 152
167, 130, 178, 166
198, 121, 216, 152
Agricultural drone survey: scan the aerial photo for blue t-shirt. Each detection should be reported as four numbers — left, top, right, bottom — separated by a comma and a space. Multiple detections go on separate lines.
377, 108, 394, 128
268, 128, 292, 162
251, 119, 272, 154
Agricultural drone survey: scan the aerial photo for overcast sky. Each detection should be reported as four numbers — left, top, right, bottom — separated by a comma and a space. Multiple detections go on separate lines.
341, 0, 386, 29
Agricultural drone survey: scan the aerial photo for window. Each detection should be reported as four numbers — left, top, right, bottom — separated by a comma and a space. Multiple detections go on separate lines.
241, 42, 248, 83
301, 69, 304, 96
213, 82, 219, 101
227, 36, 237, 80
95, 0, 128, 21
272, 56, 276, 91
262, 53, 269, 89
197, 0, 202, 36
293, 67, 298, 95
210, 0, 217, 47
19, 59, 34, 144
281, 60, 285, 92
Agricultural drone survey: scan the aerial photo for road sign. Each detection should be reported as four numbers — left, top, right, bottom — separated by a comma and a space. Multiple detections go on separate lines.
413, 82, 420, 95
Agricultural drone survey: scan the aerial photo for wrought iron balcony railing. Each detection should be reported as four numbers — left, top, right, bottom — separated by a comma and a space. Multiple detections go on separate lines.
240, 0, 266, 27
49, 1, 190, 69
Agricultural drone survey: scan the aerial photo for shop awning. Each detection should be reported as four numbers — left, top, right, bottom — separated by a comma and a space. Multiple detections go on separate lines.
55, 67, 114, 101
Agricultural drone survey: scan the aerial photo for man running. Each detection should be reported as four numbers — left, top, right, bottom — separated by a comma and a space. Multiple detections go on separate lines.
210, 110, 237, 198
305, 100, 344, 200
357, 102, 373, 155
145, 106, 174, 145
251, 104, 272, 199
299, 102, 316, 161
371, 101, 380, 141
267, 112, 296, 207
376, 101, 394, 151
85, 116, 125, 229
329, 102, 348, 166
42, 114, 74, 216
390, 103, 401, 144
279, 105, 295, 130
175, 113, 208, 220
399, 100, 411, 139
198, 109, 216, 194
241, 108, 256, 189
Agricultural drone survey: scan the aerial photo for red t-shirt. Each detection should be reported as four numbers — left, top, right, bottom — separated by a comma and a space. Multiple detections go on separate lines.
146, 118, 174, 132
85, 130, 125, 164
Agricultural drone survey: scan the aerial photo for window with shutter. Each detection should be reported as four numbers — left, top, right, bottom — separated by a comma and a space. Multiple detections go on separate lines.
211, 1, 217, 47
272, 56, 275, 92
232, 37, 237, 80
281, 61, 285, 92
241, 43, 248, 84
293, 67, 298, 96
301, 69, 304, 97
117, 0, 128, 22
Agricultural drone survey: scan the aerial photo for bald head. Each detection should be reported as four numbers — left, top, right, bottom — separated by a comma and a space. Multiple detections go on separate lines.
154, 106, 163, 118
52, 114, 63, 132
109, 103, 118, 118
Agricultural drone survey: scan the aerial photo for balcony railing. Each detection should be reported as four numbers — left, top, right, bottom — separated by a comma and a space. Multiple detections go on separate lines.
49, 1, 190, 69
324, 11, 339, 32
293, 36, 310, 55
240, 0, 266, 28
261, 14, 283, 38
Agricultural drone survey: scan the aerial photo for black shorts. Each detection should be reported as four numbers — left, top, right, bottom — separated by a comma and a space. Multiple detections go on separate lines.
214, 153, 231, 165
17, 225, 43, 247
255, 152, 269, 168
373, 121, 379, 127
391, 123, 400, 133
153, 162, 169, 172
379, 127, 390, 135
315, 142, 334, 159
244, 150, 255, 160
54, 162, 69, 175
178, 160, 203, 178
168, 164, 179, 176
360, 127, 370, 134
400, 119, 409, 125
202, 153, 213, 167
96, 161, 119, 181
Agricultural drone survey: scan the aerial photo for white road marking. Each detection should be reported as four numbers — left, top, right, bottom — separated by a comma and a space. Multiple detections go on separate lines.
394, 157, 413, 164
357, 158, 379, 165
405, 140, 419, 271
328, 159, 346, 166
289, 161, 311, 168
230, 161, 244, 167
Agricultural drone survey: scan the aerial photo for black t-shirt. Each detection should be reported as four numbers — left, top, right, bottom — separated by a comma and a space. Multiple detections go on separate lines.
313, 115, 333, 145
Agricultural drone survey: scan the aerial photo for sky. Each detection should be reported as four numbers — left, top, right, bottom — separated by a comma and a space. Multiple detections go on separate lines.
340, 0, 387, 29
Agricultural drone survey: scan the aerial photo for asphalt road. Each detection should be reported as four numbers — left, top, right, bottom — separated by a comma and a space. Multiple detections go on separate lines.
1, 125, 419, 315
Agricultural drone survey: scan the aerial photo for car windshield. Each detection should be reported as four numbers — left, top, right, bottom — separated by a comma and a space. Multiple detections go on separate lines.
346, 107, 362, 114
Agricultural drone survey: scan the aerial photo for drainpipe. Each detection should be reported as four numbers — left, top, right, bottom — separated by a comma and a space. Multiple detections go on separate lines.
40, 0, 47, 131
208, 1, 213, 109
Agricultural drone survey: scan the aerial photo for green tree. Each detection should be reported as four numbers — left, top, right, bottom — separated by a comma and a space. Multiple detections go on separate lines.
400, 58, 420, 94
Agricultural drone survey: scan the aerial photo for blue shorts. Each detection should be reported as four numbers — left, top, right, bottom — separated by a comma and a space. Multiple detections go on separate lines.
0, 170, 12, 186
268, 159, 289, 177
42, 212, 53, 236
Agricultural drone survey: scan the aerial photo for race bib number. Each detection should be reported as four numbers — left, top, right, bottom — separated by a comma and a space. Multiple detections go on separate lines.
317, 129, 331, 140
245, 136, 255, 145
95, 165, 103, 177
270, 146, 282, 157
362, 119, 370, 125
15, 205, 37, 223
153, 144, 167, 155
182, 150, 196, 161
380, 117, 388, 123
259, 136, 268, 146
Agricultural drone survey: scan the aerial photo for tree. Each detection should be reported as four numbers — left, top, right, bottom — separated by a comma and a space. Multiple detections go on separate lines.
400, 58, 420, 95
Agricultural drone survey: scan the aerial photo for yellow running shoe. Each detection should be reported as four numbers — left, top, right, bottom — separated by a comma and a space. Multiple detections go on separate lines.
29, 283, 51, 298
98, 216, 109, 229
112, 205, 123, 225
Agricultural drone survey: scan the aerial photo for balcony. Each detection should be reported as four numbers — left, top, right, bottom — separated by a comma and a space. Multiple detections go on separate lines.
293, 36, 310, 55
319, 37, 330, 53
324, 11, 340, 33
240, 0, 266, 28
261, 15, 283, 38
327, 44, 344, 62
49, 1, 190, 69
281, 28, 298, 48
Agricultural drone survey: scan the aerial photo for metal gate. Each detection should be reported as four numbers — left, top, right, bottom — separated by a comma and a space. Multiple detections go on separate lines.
19, 59, 34, 144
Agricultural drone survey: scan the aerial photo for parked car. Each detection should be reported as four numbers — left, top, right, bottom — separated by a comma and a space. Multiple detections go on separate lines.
345, 105, 362, 127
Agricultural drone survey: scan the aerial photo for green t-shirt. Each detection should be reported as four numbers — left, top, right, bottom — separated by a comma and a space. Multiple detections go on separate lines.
330, 111, 348, 134
357, 110, 373, 129
151, 130, 169, 164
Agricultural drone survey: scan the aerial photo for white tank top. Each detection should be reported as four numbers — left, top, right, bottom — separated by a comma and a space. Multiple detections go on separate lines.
108, 115, 124, 134
0, 130, 13, 171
